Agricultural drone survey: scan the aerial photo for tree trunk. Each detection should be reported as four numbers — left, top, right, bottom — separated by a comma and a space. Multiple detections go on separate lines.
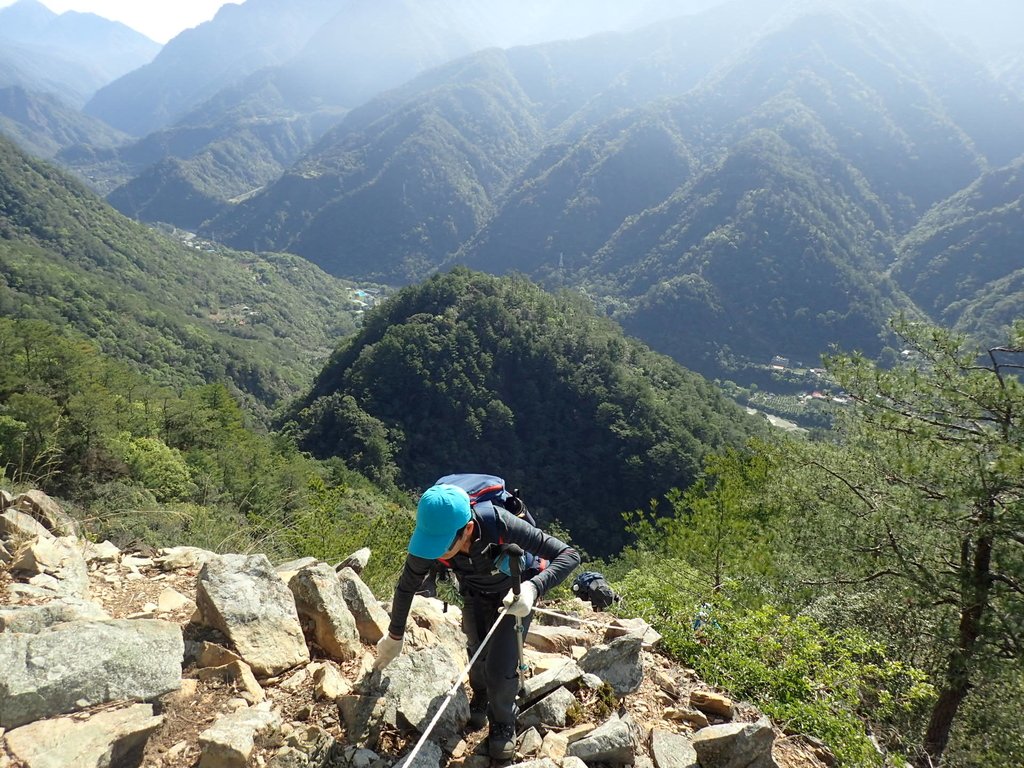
915, 531, 992, 768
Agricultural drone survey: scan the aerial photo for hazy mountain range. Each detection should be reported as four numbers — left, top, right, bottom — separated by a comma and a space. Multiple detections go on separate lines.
0, 0, 158, 107
0, 0, 1021, 381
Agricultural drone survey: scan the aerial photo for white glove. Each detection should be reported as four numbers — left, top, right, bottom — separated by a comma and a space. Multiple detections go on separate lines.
373, 634, 403, 671
502, 581, 538, 618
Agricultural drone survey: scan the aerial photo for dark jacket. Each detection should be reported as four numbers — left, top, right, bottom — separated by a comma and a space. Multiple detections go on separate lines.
388, 506, 580, 638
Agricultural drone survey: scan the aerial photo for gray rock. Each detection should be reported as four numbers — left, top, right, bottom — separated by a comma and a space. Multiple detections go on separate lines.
0, 598, 109, 633
195, 553, 309, 676
199, 701, 282, 768
519, 659, 583, 708
276, 557, 319, 574
0, 509, 54, 543
408, 595, 467, 667
651, 729, 699, 768
11, 536, 90, 599
156, 546, 218, 571
13, 490, 79, 538
336, 547, 371, 575
4, 703, 163, 768
381, 646, 469, 741
289, 564, 362, 661
579, 635, 644, 696
82, 540, 121, 563
519, 686, 578, 730
268, 724, 340, 768
603, 617, 662, 650
0, 619, 183, 729
336, 567, 390, 644
393, 739, 444, 768
0, 539, 10, 563
519, 727, 544, 756
567, 716, 636, 765
503, 759, 559, 768
691, 716, 779, 768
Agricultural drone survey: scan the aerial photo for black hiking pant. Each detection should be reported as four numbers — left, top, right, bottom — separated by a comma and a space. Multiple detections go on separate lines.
462, 591, 532, 726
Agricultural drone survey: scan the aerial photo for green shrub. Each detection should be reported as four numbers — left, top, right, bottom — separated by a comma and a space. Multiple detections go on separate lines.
615, 560, 934, 767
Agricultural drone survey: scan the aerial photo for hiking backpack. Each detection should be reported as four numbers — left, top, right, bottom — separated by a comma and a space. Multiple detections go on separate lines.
434, 473, 547, 575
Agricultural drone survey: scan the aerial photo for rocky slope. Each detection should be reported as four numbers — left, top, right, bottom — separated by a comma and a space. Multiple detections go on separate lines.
0, 489, 831, 768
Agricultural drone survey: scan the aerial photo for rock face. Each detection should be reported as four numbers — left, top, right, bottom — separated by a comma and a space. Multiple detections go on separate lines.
288, 563, 362, 661
579, 635, 644, 696
195, 553, 310, 676
691, 716, 780, 768
336, 566, 390, 644
4, 703, 163, 768
0, 619, 183, 729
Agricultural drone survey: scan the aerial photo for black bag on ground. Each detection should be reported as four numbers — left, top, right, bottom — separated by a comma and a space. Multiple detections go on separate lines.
571, 571, 620, 611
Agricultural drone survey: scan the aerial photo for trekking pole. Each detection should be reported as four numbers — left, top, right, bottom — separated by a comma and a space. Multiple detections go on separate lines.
503, 543, 530, 690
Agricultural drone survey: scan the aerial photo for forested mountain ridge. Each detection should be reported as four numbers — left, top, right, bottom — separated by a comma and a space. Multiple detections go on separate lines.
204, 1, 1024, 375
894, 159, 1024, 337
285, 268, 765, 555
0, 85, 129, 161
0, 135, 367, 417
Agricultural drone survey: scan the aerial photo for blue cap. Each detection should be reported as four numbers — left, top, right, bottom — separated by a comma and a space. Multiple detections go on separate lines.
408, 484, 472, 559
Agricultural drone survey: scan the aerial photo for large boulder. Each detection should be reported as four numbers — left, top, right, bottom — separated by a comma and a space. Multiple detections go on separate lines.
336, 566, 390, 644
4, 703, 163, 768
0, 619, 183, 729
10, 535, 90, 599
651, 729, 699, 768
288, 563, 362, 661
0, 597, 108, 633
13, 489, 79, 537
340, 646, 469, 748
198, 701, 282, 768
567, 715, 637, 765
691, 716, 779, 768
195, 554, 310, 676
579, 635, 644, 696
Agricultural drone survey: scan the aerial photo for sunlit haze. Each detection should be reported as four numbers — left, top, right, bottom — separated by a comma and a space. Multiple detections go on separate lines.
0, 0, 236, 43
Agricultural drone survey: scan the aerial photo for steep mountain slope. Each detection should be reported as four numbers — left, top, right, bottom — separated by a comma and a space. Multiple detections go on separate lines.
83, 0, 701, 142
893, 160, 1024, 340
0, 0, 158, 106
0, 135, 365, 415
215, 1, 1022, 374
84, 0, 341, 136
79, 0, 718, 231
287, 268, 764, 555
209, 2, 781, 281
0, 86, 129, 159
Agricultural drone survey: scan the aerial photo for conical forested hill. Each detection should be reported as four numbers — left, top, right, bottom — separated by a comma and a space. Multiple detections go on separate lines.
284, 268, 765, 555
0, 135, 363, 416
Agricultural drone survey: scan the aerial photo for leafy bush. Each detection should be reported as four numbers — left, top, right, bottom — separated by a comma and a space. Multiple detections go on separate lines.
615, 560, 934, 767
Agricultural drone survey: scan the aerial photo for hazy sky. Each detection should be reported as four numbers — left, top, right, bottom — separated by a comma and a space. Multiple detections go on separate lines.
0, 0, 237, 43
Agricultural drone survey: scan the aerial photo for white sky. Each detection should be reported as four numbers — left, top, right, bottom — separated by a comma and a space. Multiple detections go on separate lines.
0, 0, 238, 43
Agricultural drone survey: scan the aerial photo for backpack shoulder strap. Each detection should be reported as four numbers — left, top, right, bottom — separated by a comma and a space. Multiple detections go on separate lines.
473, 501, 504, 544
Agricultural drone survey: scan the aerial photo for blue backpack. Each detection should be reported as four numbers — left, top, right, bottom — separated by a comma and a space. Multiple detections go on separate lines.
434, 473, 547, 576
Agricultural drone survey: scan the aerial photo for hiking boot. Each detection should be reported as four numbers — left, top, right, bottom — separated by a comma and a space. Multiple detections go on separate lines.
488, 721, 517, 761
468, 691, 488, 730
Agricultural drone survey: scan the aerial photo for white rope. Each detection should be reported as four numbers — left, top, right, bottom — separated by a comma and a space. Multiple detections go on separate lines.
398, 605, 627, 766
531, 605, 624, 631
397, 606, 510, 768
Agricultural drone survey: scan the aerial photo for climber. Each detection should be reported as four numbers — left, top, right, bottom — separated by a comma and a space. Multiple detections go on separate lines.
373, 482, 580, 761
